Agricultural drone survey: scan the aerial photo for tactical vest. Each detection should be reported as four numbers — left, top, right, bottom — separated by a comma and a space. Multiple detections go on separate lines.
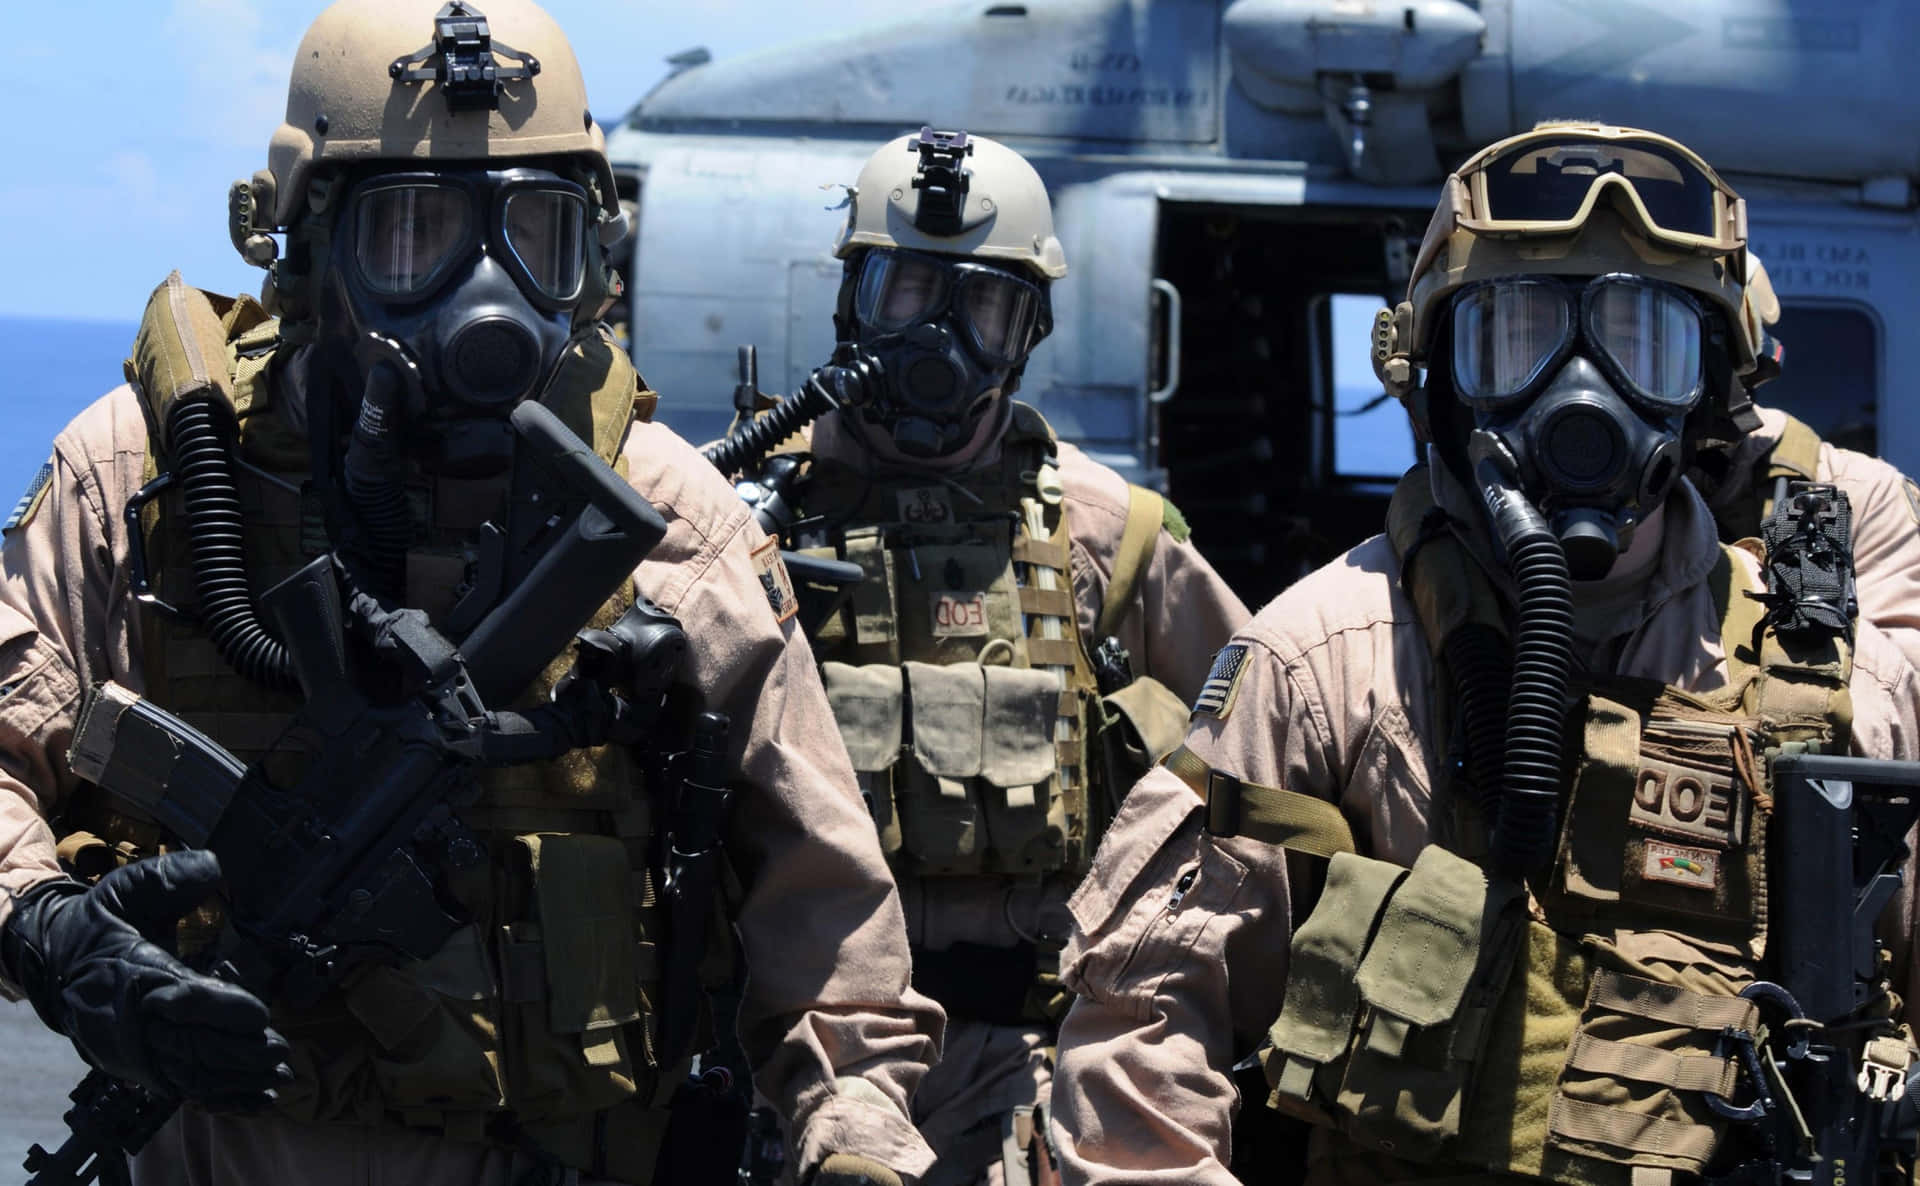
796, 405, 1103, 884
1177, 468, 1858, 1186
58, 276, 688, 1180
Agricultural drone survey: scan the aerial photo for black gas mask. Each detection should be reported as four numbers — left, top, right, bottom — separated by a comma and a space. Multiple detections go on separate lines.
1447, 273, 1710, 580
843, 247, 1048, 458
321, 165, 594, 477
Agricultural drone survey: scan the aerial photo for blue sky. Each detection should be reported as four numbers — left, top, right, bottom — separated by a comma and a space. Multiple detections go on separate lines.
0, 0, 906, 323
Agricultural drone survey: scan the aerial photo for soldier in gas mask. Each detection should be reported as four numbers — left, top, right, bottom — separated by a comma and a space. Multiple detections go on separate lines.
1049, 124, 1920, 1184
0, 3, 939, 1185
715, 129, 1248, 1184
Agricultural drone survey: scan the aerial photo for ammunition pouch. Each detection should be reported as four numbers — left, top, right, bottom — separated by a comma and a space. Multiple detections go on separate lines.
822, 660, 1066, 875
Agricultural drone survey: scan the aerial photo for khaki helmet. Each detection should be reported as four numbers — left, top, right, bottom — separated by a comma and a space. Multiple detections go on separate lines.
241, 0, 616, 244
834, 129, 1068, 281
1374, 123, 1756, 399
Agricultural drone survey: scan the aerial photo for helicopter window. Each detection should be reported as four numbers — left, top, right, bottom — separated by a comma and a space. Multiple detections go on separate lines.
1760, 302, 1878, 455
1328, 294, 1417, 476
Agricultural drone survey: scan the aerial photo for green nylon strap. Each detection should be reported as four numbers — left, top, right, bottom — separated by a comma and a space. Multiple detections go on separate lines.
1758, 413, 1823, 521
1164, 745, 1357, 858
1096, 484, 1166, 641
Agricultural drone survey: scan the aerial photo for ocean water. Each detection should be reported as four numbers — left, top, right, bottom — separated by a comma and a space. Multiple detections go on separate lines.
0, 317, 138, 506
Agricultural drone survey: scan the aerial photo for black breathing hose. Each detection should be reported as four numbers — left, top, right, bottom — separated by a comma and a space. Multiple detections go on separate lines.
1473, 456, 1577, 876
341, 362, 414, 594
1442, 624, 1511, 825
702, 354, 883, 479
165, 398, 299, 693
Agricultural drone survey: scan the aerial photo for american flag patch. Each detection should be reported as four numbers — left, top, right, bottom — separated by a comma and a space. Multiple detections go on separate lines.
3, 459, 52, 535
1193, 643, 1251, 720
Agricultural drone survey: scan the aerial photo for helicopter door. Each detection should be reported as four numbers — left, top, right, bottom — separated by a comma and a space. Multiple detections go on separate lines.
1151, 202, 1427, 607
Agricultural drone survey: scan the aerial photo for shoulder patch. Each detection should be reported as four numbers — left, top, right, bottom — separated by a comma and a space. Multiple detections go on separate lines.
1162, 496, 1191, 543
1193, 643, 1251, 720
1903, 478, 1920, 529
4, 459, 53, 536
750, 535, 800, 625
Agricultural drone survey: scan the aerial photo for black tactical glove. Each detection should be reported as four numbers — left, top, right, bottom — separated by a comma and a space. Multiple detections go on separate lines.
1, 851, 291, 1109
809, 1153, 906, 1186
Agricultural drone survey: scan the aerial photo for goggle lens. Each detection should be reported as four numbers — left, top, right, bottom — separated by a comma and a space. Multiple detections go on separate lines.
1479, 137, 1722, 241
1451, 280, 1568, 406
502, 189, 588, 302
354, 184, 470, 297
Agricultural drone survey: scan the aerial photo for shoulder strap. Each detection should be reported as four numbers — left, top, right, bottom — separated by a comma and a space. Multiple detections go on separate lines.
1385, 465, 1507, 658
1757, 413, 1824, 522
1096, 484, 1165, 640
1163, 745, 1356, 859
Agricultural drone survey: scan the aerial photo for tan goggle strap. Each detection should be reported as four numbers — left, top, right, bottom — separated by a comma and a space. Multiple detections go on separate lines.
1163, 745, 1356, 859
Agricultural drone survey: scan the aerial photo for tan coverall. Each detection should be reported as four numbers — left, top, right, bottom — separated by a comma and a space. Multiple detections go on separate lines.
809, 411, 1251, 1185
0, 387, 944, 1185
1712, 404, 1920, 674
1049, 472, 1920, 1186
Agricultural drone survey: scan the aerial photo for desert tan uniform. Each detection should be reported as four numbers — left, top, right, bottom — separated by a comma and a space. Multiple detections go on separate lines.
797, 410, 1249, 1186
0, 325, 942, 1183
1050, 471, 1920, 1186
1709, 405, 1920, 674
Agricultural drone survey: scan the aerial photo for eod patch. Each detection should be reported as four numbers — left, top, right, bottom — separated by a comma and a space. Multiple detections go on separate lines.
750, 535, 799, 625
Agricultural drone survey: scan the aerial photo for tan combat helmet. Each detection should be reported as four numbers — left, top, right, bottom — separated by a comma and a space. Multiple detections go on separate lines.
231, 0, 618, 270
834, 129, 1068, 281
1374, 123, 1758, 401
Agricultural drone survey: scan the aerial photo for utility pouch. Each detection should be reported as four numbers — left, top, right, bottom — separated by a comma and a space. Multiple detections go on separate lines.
1549, 683, 1766, 936
1264, 845, 1526, 1163
1095, 675, 1189, 821
499, 833, 646, 1121
979, 664, 1067, 873
342, 923, 509, 1115
901, 661, 988, 872
821, 661, 905, 855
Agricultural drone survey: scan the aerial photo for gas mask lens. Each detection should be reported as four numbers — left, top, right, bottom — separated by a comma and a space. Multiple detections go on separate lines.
353, 184, 471, 297
853, 248, 1043, 366
1451, 275, 1706, 413
501, 189, 588, 302
1451, 280, 1569, 407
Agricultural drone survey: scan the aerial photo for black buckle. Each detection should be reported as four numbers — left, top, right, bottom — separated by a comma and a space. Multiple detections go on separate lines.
910, 127, 973, 236
389, 2, 541, 113
1205, 768, 1242, 838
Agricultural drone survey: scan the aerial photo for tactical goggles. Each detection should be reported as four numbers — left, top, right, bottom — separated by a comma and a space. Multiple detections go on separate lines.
1455, 131, 1746, 255
348, 169, 590, 308
853, 248, 1046, 367
1450, 274, 1708, 414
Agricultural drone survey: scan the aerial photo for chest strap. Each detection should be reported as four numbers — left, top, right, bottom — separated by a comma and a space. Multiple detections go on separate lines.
1165, 745, 1356, 859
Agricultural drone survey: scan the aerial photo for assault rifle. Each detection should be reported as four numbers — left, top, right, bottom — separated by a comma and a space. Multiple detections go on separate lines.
1709, 754, 1920, 1185
25, 401, 681, 1186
